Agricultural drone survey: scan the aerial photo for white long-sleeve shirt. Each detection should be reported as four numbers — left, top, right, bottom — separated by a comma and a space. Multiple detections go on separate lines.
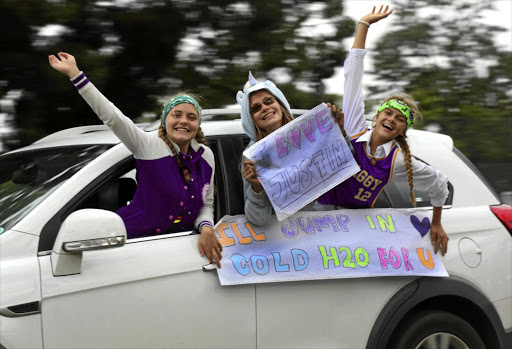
342, 49, 449, 207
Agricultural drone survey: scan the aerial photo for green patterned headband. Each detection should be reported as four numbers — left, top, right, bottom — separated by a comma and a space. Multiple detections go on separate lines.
161, 95, 201, 129
377, 99, 415, 128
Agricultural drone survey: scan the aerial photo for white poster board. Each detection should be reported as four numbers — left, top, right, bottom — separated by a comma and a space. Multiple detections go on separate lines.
216, 208, 448, 286
243, 103, 360, 221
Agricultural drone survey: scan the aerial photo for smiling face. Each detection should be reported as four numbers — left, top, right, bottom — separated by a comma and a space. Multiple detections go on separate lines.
165, 103, 199, 153
249, 90, 283, 137
373, 107, 408, 142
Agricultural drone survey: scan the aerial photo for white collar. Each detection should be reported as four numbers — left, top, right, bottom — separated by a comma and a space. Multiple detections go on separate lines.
355, 129, 396, 157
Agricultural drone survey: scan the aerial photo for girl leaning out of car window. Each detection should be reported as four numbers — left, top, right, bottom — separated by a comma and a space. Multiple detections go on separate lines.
237, 73, 350, 227
317, 6, 450, 255
48, 52, 222, 267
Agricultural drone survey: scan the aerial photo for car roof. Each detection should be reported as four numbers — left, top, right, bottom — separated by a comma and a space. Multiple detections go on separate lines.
4, 108, 453, 154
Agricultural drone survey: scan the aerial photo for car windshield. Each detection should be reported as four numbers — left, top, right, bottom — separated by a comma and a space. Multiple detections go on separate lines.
0, 145, 112, 234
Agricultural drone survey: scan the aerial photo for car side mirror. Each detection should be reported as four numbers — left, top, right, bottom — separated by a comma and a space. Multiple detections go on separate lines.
51, 209, 127, 276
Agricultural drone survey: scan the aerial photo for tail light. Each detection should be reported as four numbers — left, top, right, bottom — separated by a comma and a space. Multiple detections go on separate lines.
490, 204, 512, 235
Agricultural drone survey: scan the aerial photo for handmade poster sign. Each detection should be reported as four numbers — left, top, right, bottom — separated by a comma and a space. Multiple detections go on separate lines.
215, 208, 448, 286
243, 103, 360, 221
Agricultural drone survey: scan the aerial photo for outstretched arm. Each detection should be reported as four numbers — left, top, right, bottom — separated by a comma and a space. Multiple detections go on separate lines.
352, 5, 393, 49
343, 5, 394, 137
48, 52, 150, 157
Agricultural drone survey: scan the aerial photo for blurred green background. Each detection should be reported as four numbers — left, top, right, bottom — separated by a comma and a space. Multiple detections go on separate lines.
0, 0, 511, 201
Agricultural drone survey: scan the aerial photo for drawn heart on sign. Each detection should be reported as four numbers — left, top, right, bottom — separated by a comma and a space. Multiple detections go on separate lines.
289, 127, 302, 149
410, 215, 430, 237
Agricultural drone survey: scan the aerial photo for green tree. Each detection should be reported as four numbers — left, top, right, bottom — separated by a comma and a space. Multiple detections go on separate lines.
1, 0, 354, 150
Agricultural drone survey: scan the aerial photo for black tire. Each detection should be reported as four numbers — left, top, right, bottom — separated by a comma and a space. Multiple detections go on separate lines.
389, 309, 486, 349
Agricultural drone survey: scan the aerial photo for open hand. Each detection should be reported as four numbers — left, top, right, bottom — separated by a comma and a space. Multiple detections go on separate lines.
361, 5, 393, 25
48, 52, 80, 78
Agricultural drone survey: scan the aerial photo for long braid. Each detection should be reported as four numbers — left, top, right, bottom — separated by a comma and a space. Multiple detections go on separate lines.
194, 127, 209, 147
395, 135, 416, 207
374, 93, 422, 207
193, 126, 217, 195
158, 125, 191, 182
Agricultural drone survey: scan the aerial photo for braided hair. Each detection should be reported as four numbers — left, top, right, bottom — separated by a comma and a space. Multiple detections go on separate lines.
375, 94, 423, 207
394, 134, 416, 206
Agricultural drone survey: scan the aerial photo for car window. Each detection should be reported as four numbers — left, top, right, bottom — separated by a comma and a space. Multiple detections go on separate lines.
0, 145, 112, 234
76, 164, 138, 212
39, 155, 135, 251
452, 147, 499, 201
75, 140, 222, 226
383, 157, 454, 208
215, 135, 247, 217
41, 139, 223, 250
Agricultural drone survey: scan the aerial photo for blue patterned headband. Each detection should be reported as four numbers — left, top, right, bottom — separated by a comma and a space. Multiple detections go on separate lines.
161, 95, 201, 129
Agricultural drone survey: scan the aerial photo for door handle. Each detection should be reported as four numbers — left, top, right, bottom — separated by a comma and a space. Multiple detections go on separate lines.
202, 263, 217, 271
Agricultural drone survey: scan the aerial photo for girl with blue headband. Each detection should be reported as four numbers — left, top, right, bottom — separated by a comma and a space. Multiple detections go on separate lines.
48, 52, 222, 267
317, 6, 450, 255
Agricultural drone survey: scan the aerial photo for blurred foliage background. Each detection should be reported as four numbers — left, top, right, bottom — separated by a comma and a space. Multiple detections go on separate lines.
0, 0, 511, 198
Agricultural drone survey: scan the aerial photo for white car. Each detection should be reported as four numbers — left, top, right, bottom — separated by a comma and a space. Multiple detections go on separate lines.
1, 109, 511, 349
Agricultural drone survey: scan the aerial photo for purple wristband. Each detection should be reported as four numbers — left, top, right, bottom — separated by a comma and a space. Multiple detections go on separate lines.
71, 72, 85, 84
198, 221, 213, 231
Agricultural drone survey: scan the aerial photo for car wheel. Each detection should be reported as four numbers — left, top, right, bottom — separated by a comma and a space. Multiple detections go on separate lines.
389, 309, 486, 349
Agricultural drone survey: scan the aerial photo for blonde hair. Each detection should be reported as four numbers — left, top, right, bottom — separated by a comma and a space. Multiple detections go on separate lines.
158, 91, 209, 182
374, 94, 423, 207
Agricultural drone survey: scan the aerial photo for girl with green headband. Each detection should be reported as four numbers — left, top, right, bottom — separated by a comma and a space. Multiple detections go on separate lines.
317, 6, 450, 256
48, 52, 223, 267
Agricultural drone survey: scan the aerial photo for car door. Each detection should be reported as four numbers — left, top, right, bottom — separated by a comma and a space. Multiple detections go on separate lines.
38, 232, 255, 348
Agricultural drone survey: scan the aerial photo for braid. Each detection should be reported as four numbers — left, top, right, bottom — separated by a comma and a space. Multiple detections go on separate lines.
339, 118, 348, 138
194, 127, 217, 195
372, 93, 422, 207
195, 127, 209, 147
395, 135, 416, 207
158, 125, 191, 182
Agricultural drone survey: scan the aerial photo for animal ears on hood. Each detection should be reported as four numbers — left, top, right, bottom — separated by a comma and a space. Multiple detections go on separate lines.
237, 71, 293, 144
243, 71, 259, 92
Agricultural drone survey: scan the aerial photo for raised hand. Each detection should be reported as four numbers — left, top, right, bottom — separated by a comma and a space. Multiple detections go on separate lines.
353, 5, 393, 49
361, 5, 393, 25
48, 52, 81, 78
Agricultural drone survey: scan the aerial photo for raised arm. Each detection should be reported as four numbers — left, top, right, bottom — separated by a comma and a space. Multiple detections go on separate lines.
343, 6, 394, 137
352, 5, 393, 49
49, 52, 150, 157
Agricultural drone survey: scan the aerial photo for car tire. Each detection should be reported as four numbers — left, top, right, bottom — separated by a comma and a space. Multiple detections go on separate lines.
389, 309, 486, 349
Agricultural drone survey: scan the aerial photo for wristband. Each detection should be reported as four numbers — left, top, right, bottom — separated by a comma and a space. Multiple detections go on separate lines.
358, 20, 370, 27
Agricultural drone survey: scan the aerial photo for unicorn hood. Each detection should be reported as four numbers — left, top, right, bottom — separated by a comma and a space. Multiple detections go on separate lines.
236, 72, 293, 145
